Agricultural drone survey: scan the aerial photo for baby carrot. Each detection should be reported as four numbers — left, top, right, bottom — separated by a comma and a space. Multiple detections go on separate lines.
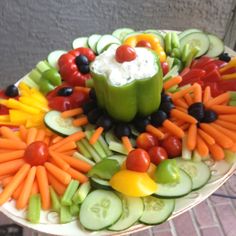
122, 136, 133, 153
89, 127, 104, 145
163, 76, 182, 91
12, 181, 25, 200
196, 135, 209, 157
146, 124, 165, 140
72, 116, 88, 127
203, 86, 211, 103
47, 173, 66, 196
162, 119, 185, 138
67, 167, 88, 183
171, 85, 196, 101
19, 125, 27, 142
17, 166, 36, 209
215, 119, 236, 131
175, 106, 187, 113
199, 123, 233, 148
1, 176, 13, 187
186, 124, 197, 151
0, 159, 25, 176
51, 136, 63, 144
0, 163, 30, 205
193, 83, 202, 103
173, 97, 188, 109
205, 92, 230, 108
49, 150, 70, 171
198, 129, 215, 145
0, 126, 21, 141
184, 93, 193, 106
0, 150, 25, 163
61, 108, 83, 118
218, 114, 236, 123
36, 166, 51, 210
170, 109, 197, 124
208, 144, 225, 161
211, 105, 236, 114
30, 180, 39, 196
44, 162, 71, 185
61, 150, 76, 156
26, 127, 38, 145
35, 129, 46, 142
56, 141, 77, 153
0, 138, 27, 150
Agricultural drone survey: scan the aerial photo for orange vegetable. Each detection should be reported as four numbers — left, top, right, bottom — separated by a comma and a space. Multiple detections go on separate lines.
122, 136, 133, 153
146, 124, 165, 140
198, 129, 215, 145
0, 126, 21, 141
56, 141, 77, 153
67, 167, 88, 183
203, 86, 211, 103
208, 144, 225, 161
163, 76, 182, 91
35, 129, 46, 142
211, 105, 236, 114
184, 93, 193, 106
162, 119, 185, 138
30, 180, 39, 196
205, 92, 230, 108
170, 109, 197, 124
0, 138, 27, 150
171, 85, 196, 101
218, 114, 236, 123
47, 173, 66, 196
49, 150, 70, 171
193, 83, 202, 103
196, 135, 209, 157
26, 127, 38, 145
0, 150, 25, 163
0, 159, 25, 176
61, 108, 83, 118
215, 119, 236, 131
72, 116, 88, 127
89, 127, 104, 145
186, 124, 197, 151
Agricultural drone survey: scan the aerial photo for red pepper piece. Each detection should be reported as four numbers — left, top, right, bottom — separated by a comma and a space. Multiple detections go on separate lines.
219, 79, 236, 91
202, 63, 218, 74
202, 69, 221, 82
191, 56, 214, 69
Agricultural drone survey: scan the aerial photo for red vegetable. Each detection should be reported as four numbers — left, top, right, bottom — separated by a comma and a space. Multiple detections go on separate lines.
148, 146, 168, 165
136, 132, 158, 151
115, 45, 137, 63
161, 136, 182, 158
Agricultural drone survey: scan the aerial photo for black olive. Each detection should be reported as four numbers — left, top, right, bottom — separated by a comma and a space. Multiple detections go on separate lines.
161, 93, 172, 103
133, 116, 150, 132
159, 101, 175, 116
57, 87, 73, 96
96, 115, 113, 131
150, 110, 167, 127
5, 84, 19, 97
87, 108, 103, 124
219, 52, 231, 63
79, 65, 90, 74
188, 102, 205, 122
114, 123, 131, 139
89, 88, 97, 100
202, 110, 218, 123
75, 55, 89, 67
82, 100, 97, 114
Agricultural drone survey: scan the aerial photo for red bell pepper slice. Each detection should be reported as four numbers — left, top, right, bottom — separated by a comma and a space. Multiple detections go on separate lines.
191, 56, 214, 69
202, 69, 221, 82
219, 79, 236, 91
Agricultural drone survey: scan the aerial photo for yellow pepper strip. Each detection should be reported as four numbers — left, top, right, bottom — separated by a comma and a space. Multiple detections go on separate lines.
219, 57, 236, 74
110, 169, 157, 197
0, 115, 10, 122
221, 73, 236, 80
124, 33, 166, 62
9, 110, 32, 124
30, 88, 48, 105
19, 97, 49, 112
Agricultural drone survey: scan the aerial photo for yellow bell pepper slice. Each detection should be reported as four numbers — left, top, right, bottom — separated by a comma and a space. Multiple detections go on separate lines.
19, 97, 49, 112
110, 169, 157, 197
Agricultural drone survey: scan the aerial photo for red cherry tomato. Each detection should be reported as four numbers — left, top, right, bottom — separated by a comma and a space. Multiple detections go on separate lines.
136, 40, 152, 48
24, 141, 49, 166
148, 146, 168, 165
161, 62, 169, 76
115, 45, 137, 63
161, 136, 182, 158
136, 132, 158, 151
126, 148, 150, 172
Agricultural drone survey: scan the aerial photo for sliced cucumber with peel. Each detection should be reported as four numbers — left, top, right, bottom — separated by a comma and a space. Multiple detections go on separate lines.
112, 28, 135, 41
178, 28, 202, 39
96, 35, 121, 54
88, 34, 102, 53
47, 50, 66, 70
79, 190, 122, 230
205, 34, 224, 57
90, 177, 112, 190
72, 37, 88, 49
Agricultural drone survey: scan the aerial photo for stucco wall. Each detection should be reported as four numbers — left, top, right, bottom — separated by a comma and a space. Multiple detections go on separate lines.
0, 0, 235, 87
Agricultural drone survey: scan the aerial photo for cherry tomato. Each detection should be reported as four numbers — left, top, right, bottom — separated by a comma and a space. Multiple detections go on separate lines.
136, 40, 152, 48
161, 62, 169, 76
126, 148, 150, 172
24, 141, 49, 166
148, 146, 168, 165
115, 45, 137, 63
161, 136, 182, 158
136, 132, 158, 151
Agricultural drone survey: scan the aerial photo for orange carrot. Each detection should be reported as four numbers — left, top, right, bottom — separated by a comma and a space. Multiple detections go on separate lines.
175, 106, 187, 113
0, 159, 25, 176
56, 141, 77, 153
16, 166, 36, 209
218, 114, 236, 123
47, 173, 66, 196
74, 86, 91, 94
196, 135, 209, 157
0, 138, 27, 150
35, 129, 46, 142
44, 162, 71, 185
199, 123, 233, 148
43, 136, 50, 145
173, 97, 188, 109
36, 166, 51, 210
51, 136, 64, 144
170, 109, 197, 124
26, 127, 38, 145
57, 152, 92, 173
186, 124, 197, 151
0, 126, 21, 141
211, 105, 236, 114
163, 76, 182, 91
146, 124, 165, 140
208, 144, 225, 161
67, 167, 88, 183
198, 129, 215, 145
122, 136, 133, 153
61, 108, 83, 118
72, 116, 88, 127
193, 83, 202, 103
215, 119, 236, 131
184, 93, 193, 106
228, 143, 236, 152
49, 150, 70, 171
163, 119, 185, 138
12, 181, 25, 200
1, 176, 13, 187
171, 85, 196, 100
30, 180, 39, 196
0, 163, 30, 205
89, 127, 104, 145
203, 86, 211, 103
205, 92, 230, 108
0, 150, 25, 163
61, 150, 76, 156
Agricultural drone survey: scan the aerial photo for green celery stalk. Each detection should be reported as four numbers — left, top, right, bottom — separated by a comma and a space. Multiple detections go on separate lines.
27, 194, 41, 224
181, 43, 190, 62
36, 60, 51, 73
73, 152, 95, 166
229, 91, 236, 101
28, 68, 42, 84
61, 180, 80, 206
98, 135, 113, 156
49, 186, 61, 212
70, 204, 80, 216
109, 141, 128, 155
72, 182, 91, 204
60, 205, 72, 224
76, 141, 91, 159
171, 32, 180, 49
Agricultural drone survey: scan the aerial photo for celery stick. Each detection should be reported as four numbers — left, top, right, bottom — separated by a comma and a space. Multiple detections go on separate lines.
73, 152, 95, 166
229, 100, 236, 106
182, 136, 192, 160
171, 32, 180, 49
28, 68, 42, 84
60, 205, 72, 224
163, 65, 179, 80
27, 194, 41, 224
185, 46, 200, 67
109, 141, 128, 155
98, 135, 113, 156
49, 186, 61, 212
181, 43, 190, 62
76, 141, 91, 159
166, 56, 174, 70
36, 60, 51, 73
81, 138, 101, 163
70, 204, 80, 216
21, 75, 39, 89
192, 151, 202, 162
229, 91, 236, 101
85, 131, 107, 158
61, 180, 79, 206
72, 182, 91, 204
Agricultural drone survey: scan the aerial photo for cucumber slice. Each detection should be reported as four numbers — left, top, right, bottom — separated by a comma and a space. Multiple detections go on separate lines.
88, 34, 102, 53
139, 196, 175, 225
72, 37, 88, 49
153, 169, 192, 198
79, 190, 122, 230
179, 28, 202, 39
96, 35, 121, 54
108, 155, 126, 166
47, 50, 66, 70
112, 28, 135, 41
175, 158, 211, 190
205, 34, 224, 57
108, 195, 144, 231
90, 177, 112, 190
44, 110, 81, 137
180, 32, 210, 58
105, 130, 136, 146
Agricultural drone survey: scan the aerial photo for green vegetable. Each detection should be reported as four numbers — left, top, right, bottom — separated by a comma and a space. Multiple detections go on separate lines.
72, 182, 91, 204
70, 204, 80, 216
49, 186, 61, 212
164, 32, 172, 55
98, 135, 113, 156
60, 205, 72, 224
76, 141, 91, 159
172, 58, 183, 72
27, 194, 41, 224
154, 160, 180, 184
181, 43, 191, 62
88, 159, 120, 180
171, 32, 180, 49
61, 180, 79, 206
